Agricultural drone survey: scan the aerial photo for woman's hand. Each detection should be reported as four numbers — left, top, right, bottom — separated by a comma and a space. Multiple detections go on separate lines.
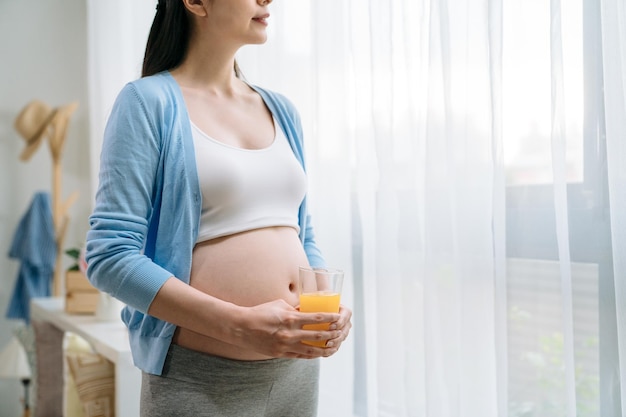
325, 304, 352, 350
235, 299, 350, 359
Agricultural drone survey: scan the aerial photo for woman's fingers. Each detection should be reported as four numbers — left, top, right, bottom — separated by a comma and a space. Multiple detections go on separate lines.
296, 312, 341, 326
284, 342, 339, 359
328, 304, 352, 330
324, 305, 352, 348
290, 305, 352, 353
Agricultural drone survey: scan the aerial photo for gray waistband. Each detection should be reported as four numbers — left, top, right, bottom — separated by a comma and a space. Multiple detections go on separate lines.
162, 344, 306, 385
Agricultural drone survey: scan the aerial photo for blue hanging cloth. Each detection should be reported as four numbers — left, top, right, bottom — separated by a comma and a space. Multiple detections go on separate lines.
6, 191, 57, 323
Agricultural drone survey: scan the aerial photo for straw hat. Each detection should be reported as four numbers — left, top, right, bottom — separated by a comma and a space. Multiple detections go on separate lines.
14, 100, 79, 161
47, 101, 79, 161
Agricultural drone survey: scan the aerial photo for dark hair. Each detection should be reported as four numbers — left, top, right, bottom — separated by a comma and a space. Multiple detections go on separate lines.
142, 0, 243, 78
142, 0, 190, 77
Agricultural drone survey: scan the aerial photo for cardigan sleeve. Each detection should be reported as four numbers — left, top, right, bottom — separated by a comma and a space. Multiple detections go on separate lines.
301, 207, 326, 268
85, 82, 174, 313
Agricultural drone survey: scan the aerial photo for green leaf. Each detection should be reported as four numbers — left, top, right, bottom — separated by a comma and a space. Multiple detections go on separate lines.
65, 248, 80, 259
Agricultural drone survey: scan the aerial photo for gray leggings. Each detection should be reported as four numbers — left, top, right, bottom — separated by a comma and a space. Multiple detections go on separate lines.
141, 344, 320, 417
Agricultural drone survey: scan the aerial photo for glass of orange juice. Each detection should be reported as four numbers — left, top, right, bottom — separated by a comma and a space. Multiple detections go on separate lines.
298, 266, 344, 347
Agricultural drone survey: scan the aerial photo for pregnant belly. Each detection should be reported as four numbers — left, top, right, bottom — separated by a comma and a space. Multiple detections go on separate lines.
172, 226, 311, 360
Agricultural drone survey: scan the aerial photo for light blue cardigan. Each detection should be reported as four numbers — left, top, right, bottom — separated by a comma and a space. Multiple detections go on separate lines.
85, 71, 325, 375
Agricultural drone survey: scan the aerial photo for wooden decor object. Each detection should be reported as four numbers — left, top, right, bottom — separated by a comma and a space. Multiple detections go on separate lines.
65, 271, 99, 314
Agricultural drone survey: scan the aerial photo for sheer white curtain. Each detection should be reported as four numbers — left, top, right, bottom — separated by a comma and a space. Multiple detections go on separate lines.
86, 0, 626, 415
602, 0, 626, 413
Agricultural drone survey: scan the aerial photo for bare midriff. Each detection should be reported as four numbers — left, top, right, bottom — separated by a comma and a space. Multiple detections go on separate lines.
172, 226, 310, 360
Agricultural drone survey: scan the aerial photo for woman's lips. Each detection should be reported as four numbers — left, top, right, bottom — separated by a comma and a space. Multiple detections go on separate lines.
253, 14, 269, 26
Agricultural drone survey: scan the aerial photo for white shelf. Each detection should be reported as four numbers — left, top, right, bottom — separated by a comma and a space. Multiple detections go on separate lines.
31, 297, 140, 417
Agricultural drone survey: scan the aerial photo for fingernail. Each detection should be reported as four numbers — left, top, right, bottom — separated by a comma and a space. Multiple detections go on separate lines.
329, 324, 337, 330
326, 341, 334, 348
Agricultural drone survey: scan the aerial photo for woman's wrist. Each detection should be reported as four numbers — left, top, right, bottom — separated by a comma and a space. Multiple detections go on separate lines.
221, 303, 249, 346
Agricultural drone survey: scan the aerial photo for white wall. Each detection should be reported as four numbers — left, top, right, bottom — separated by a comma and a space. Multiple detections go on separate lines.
0, 0, 91, 414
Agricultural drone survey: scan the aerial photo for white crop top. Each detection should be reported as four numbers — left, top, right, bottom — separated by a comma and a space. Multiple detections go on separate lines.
192, 118, 307, 243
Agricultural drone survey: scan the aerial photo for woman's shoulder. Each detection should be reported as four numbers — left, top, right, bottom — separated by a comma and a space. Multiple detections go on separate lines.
249, 84, 301, 129
111, 72, 184, 123
251, 84, 297, 111
118, 72, 181, 108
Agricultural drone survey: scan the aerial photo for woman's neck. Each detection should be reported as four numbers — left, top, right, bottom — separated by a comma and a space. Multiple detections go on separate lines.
172, 41, 242, 95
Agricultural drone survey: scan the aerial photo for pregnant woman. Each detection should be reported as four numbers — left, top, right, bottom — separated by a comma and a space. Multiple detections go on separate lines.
85, 0, 352, 416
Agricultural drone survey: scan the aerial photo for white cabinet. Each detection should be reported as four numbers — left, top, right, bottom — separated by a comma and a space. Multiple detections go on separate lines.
30, 297, 141, 417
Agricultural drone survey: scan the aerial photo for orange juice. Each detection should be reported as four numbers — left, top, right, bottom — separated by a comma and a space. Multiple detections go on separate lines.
300, 291, 341, 347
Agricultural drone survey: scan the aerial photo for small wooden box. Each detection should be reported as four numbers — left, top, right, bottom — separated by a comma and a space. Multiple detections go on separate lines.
65, 270, 99, 314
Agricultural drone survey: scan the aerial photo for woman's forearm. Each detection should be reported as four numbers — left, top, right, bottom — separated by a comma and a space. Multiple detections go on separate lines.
147, 277, 243, 345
